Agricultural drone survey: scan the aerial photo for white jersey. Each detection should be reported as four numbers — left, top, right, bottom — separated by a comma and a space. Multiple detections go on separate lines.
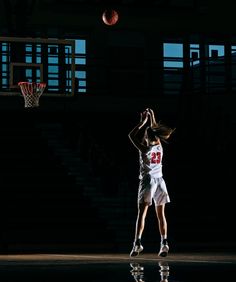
139, 144, 163, 179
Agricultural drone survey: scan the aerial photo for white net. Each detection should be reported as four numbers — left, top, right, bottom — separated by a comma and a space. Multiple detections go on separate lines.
18, 82, 46, 108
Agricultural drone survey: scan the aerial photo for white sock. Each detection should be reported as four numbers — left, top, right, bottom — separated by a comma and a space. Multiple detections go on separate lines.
161, 235, 167, 242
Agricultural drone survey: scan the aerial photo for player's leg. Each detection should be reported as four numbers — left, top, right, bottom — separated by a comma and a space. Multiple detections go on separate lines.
130, 175, 153, 257
153, 177, 170, 256
130, 203, 149, 257
155, 204, 169, 257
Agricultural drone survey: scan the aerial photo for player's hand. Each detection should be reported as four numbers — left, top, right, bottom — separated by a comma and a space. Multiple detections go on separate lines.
147, 108, 155, 115
140, 110, 149, 123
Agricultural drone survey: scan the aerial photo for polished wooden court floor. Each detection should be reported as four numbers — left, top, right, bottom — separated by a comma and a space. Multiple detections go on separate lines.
1, 252, 235, 281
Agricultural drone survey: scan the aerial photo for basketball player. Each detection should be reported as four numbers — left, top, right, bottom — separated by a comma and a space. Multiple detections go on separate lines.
128, 108, 175, 257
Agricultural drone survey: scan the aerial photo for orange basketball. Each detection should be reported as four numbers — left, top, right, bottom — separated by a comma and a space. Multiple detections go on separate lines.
102, 9, 119, 26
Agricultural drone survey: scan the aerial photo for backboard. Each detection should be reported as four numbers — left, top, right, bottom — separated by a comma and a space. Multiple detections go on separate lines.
0, 37, 76, 96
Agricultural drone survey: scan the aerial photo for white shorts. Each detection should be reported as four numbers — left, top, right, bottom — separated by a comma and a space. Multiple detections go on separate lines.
138, 175, 170, 206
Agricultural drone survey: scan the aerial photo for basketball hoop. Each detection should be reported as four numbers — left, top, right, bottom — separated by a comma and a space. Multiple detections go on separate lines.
18, 81, 46, 108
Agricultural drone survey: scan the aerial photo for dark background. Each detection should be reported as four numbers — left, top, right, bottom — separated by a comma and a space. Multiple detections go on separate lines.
0, 0, 235, 254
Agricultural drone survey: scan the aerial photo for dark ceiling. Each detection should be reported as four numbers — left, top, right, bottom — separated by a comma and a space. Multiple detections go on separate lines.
0, 0, 234, 37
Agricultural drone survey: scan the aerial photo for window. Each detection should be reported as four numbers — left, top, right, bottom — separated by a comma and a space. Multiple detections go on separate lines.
74, 39, 86, 93
163, 43, 184, 95
163, 43, 183, 69
190, 44, 200, 66
208, 45, 224, 59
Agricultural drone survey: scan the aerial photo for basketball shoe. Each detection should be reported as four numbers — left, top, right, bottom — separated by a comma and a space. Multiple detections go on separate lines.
158, 240, 169, 257
130, 240, 144, 257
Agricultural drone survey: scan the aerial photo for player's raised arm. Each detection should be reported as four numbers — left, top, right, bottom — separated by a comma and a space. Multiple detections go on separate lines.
128, 110, 149, 151
147, 108, 159, 128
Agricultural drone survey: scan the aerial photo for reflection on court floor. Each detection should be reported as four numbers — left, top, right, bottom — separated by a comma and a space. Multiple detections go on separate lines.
130, 261, 170, 282
1, 253, 235, 282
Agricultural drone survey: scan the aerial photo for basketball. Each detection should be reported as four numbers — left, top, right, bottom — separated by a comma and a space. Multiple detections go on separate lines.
102, 9, 119, 26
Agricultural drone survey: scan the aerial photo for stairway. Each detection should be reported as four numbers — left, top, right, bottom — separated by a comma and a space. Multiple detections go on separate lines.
2, 111, 115, 254
35, 119, 139, 253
